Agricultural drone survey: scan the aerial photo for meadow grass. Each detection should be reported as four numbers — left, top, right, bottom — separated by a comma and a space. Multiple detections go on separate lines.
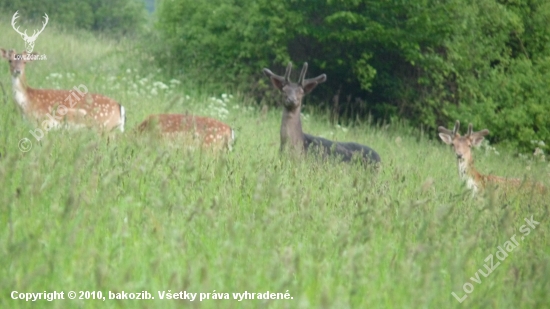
1, 17, 549, 309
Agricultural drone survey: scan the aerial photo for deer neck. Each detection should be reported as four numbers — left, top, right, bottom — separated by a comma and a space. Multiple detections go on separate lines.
280, 105, 305, 153
458, 155, 483, 192
11, 72, 31, 112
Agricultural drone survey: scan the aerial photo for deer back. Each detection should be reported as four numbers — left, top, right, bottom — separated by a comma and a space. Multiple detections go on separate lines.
304, 133, 381, 165
138, 114, 234, 151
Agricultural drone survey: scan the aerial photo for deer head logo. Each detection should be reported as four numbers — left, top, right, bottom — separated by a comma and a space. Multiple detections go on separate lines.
11, 11, 49, 53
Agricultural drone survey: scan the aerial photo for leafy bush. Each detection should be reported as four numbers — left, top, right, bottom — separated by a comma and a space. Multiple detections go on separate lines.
157, 0, 550, 152
154, 0, 292, 94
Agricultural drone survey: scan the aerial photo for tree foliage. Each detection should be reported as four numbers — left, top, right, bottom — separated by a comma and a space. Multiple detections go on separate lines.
0, 0, 146, 35
155, 0, 550, 152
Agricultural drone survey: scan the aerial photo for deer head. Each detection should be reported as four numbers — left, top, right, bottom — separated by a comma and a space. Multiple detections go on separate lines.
263, 62, 327, 111
11, 11, 49, 53
438, 121, 489, 161
1, 49, 38, 79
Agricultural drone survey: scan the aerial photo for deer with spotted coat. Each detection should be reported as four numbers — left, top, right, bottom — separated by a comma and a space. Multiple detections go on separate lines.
137, 113, 235, 152
263, 62, 381, 166
438, 120, 546, 194
1, 49, 125, 132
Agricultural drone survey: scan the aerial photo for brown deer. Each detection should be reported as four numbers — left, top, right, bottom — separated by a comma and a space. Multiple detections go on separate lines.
438, 120, 546, 194
138, 114, 235, 151
263, 62, 381, 165
1, 49, 125, 132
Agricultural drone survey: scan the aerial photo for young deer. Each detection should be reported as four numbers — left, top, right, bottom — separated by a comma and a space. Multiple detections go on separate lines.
137, 114, 235, 151
438, 120, 546, 194
263, 62, 381, 165
1, 49, 125, 132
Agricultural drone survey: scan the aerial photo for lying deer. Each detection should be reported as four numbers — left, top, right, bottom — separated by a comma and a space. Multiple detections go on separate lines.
438, 120, 546, 194
263, 62, 381, 165
137, 114, 235, 151
1, 49, 125, 132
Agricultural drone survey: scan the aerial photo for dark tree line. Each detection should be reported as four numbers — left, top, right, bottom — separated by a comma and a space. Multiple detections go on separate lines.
156, 0, 550, 152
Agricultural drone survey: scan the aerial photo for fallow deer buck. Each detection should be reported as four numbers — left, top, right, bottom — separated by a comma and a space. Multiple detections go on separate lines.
137, 114, 235, 151
263, 62, 381, 165
1, 49, 125, 132
438, 120, 546, 194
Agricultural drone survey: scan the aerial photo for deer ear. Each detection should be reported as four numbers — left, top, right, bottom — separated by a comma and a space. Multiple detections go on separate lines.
303, 81, 318, 94
470, 129, 489, 147
263, 68, 285, 91
470, 135, 485, 147
0, 49, 7, 59
303, 74, 327, 94
269, 76, 284, 91
438, 133, 453, 145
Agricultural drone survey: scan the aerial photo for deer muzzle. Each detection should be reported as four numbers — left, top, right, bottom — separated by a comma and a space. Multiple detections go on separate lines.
284, 96, 300, 109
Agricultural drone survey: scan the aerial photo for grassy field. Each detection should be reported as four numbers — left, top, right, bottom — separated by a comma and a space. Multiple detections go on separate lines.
1, 18, 549, 309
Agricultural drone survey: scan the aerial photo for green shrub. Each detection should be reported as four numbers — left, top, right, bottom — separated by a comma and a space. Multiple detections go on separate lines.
156, 0, 550, 152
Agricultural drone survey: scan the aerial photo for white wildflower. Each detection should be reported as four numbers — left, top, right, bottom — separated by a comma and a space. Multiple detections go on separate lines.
153, 81, 169, 90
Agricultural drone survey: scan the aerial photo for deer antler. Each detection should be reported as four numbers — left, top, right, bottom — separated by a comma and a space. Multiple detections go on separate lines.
11, 11, 28, 38
466, 123, 473, 137
438, 120, 461, 136
11, 11, 48, 41
29, 13, 48, 39
284, 62, 292, 84
453, 120, 460, 136
465, 123, 490, 138
298, 62, 308, 86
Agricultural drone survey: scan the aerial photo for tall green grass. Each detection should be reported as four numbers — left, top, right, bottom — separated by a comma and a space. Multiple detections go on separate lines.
1, 17, 549, 309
